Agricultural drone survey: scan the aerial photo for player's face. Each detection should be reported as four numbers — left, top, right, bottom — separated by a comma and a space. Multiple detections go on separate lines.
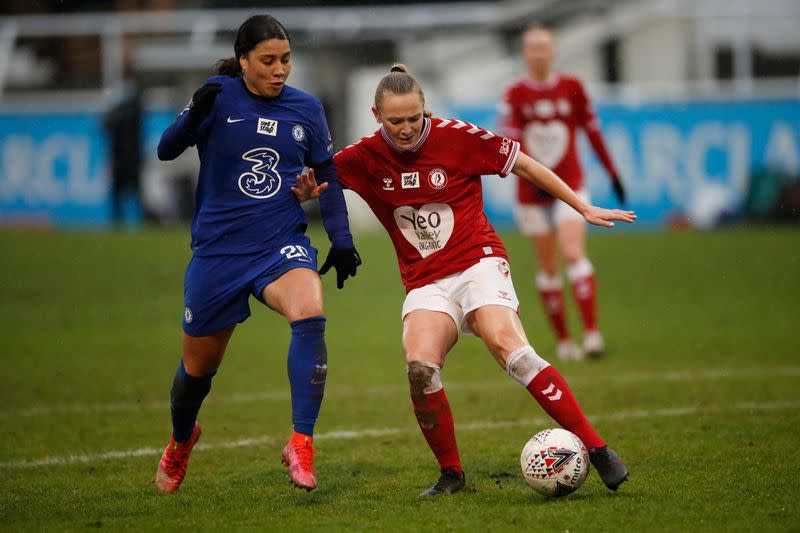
522, 29, 555, 77
239, 39, 292, 98
373, 92, 425, 151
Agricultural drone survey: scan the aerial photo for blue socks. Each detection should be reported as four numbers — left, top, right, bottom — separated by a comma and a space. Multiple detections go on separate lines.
287, 316, 328, 436
169, 316, 326, 441
170, 360, 214, 442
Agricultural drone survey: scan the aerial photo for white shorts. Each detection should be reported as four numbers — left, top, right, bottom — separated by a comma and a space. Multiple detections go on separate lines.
515, 188, 590, 236
401, 257, 520, 336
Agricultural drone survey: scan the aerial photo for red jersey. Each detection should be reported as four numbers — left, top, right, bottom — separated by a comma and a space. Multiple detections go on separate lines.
499, 74, 618, 204
334, 117, 520, 292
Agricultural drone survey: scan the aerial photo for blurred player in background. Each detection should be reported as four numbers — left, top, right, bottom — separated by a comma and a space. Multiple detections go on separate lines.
154, 14, 361, 493
103, 50, 143, 226
330, 64, 633, 496
499, 25, 626, 361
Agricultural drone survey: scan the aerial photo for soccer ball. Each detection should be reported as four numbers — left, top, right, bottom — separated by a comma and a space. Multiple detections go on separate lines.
520, 428, 589, 497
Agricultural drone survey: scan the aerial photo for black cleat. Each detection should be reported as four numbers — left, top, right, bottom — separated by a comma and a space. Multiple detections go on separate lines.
589, 446, 629, 490
420, 468, 465, 496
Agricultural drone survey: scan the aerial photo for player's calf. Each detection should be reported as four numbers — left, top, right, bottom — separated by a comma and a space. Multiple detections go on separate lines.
407, 361, 464, 491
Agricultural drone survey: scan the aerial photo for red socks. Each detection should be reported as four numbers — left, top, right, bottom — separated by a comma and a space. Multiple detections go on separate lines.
536, 271, 570, 340
537, 259, 599, 338
568, 258, 598, 333
526, 365, 605, 449
411, 388, 462, 474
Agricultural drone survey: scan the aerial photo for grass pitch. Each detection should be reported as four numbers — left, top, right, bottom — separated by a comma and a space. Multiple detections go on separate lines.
0, 226, 798, 531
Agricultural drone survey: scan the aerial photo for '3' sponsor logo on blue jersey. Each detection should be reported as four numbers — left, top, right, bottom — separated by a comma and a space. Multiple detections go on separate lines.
182, 76, 334, 256
239, 147, 282, 199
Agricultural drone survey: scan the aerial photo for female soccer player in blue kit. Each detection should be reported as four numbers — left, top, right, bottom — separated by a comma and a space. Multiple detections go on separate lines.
154, 14, 361, 493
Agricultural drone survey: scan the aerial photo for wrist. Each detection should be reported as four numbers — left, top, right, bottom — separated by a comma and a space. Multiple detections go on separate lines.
331, 232, 354, 250
187, 109, 206, 126
576, 201, 591, 217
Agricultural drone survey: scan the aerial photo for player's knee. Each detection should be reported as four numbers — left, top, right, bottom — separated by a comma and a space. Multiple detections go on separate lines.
182, 337, 227, 375
482, 325, 523, 361
285, 301, 324, 322
406, 360, 443, 395
182, 353, 222, 376
563, 246, 586, 265
505, 345, 549, 386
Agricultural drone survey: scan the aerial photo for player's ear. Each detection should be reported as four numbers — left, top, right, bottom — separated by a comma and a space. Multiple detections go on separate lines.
238, 55, 248, 73
371, 105, 381, 123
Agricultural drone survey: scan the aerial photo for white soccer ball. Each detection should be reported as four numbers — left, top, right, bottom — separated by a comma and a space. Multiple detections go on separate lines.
520, 428, 589, 497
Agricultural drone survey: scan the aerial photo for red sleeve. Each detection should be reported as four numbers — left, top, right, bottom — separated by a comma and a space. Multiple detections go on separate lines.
574, 80, 619, 180
333, 144, 367, 193
448, 121, 520, 178
497, 86, 523, 143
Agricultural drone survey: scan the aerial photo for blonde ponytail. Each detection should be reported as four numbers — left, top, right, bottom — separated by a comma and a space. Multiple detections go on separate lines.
374, 63, 431, 117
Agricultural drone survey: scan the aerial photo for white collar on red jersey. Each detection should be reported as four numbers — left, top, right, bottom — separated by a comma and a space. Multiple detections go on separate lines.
521, 73, 560, 90
380, 117, 431, 153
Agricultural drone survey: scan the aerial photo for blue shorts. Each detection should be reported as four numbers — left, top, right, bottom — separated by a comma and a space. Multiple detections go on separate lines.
182, 233, 318, 336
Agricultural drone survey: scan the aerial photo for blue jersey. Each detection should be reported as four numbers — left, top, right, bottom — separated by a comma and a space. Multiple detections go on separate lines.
159, 75, 350, 256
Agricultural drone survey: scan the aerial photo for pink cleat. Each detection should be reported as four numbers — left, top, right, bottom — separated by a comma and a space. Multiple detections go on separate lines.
281, 432, 317, 491
155, 422, 201, 493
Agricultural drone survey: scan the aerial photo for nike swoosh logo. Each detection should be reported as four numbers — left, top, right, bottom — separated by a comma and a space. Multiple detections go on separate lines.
227, 117, 245, 123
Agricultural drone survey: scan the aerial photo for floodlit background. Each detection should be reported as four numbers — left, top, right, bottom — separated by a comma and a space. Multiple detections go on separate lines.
1, 0, 798, 230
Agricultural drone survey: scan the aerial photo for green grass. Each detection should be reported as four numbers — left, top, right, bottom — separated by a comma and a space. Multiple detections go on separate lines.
0, 226, 798, 531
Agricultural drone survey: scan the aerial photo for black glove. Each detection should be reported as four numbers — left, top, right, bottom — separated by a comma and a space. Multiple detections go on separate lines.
187, 82, 222, 125
611, 177, 626, 205
319, 247, 362, 289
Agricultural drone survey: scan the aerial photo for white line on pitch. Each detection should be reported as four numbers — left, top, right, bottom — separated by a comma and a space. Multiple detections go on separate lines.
1, 399, 798, 469
2, 366, 799, 419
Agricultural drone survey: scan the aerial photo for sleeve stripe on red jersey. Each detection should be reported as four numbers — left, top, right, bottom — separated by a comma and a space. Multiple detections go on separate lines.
501, 140, 521, 176
440, 117, 498, 140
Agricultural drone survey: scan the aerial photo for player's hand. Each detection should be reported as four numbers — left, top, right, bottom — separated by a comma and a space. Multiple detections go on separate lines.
582, 205, 636, 228
611, 176, 626, 205
319, 247, 362, 289
291, 168, 329, 203
187, 82, 222, 125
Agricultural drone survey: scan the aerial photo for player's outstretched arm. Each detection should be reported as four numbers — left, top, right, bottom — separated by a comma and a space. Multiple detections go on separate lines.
511, 152, 636, 228
157, 82, 222, 161
313, 159, 362, 289
290, 163, 361, 288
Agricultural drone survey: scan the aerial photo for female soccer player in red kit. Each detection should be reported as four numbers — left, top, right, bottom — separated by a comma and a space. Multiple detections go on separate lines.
499, 25, 626, 360
332, 64, 634, 496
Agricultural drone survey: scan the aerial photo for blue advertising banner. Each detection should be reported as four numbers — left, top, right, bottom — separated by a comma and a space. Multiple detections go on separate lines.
453, 98, 800, 228
1, 99, 798, 228
0, 111, 109, 226
0, 107, 176, 228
